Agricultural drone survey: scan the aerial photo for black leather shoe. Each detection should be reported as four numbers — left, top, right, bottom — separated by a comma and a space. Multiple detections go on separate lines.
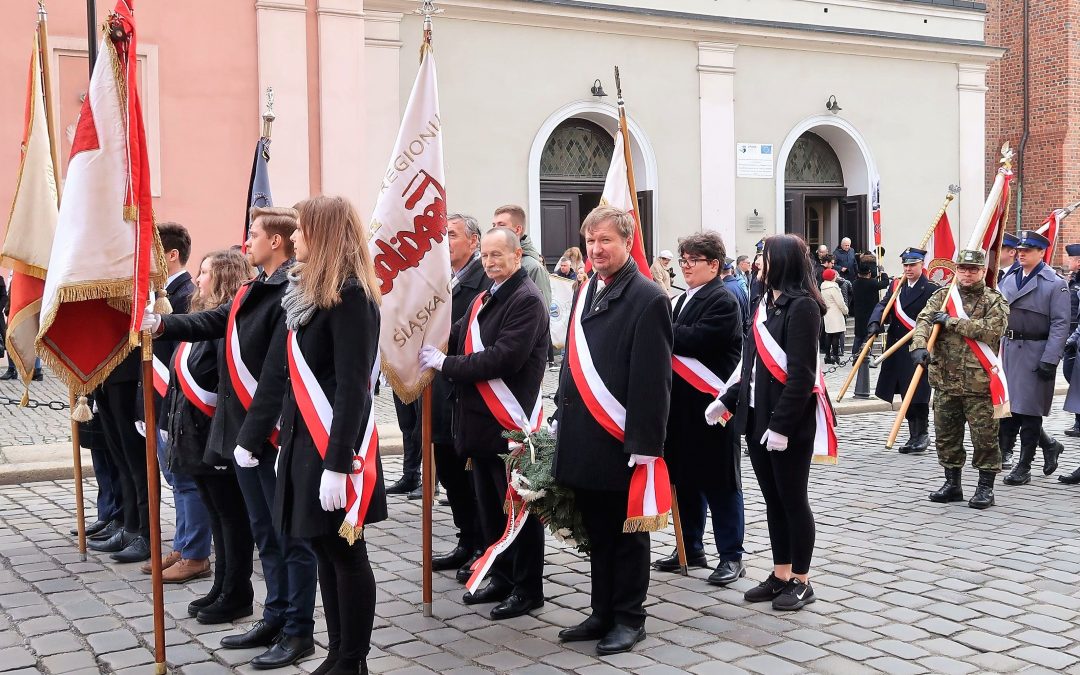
1058, 466, 1080, 484
385, 475, 420, 495
186, 586, 221, 618
407, 483, 439, 501
250, 635, 315, 670
462, 581, 512, 605
490, 594, 544, 620
456, 551, 482, 583
72, 519, 110, 537
432, 544, 471, 571
197, 596, 254, 625
88, 529, 132, 553
0, 369, 17, 380
31, 370, 43, 382
221, 620, 284, 649
652, 549, 707, 572
558, 616, 612, 642
1066, 422, 1080, 438
110, 536, 150, 563
88, 521, 121, 542
1043, 439, 1064, 476
596, 625, 646, 655
707, 560, 747, 586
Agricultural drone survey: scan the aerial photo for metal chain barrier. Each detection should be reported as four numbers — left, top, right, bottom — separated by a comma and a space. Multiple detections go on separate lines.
0, 395, 70, 410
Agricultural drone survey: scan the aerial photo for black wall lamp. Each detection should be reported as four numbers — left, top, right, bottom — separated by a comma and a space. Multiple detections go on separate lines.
826, 95, 842, 114
591, 79, 607, 99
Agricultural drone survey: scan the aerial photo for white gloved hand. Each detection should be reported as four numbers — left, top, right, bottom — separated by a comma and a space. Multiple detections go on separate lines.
627, 454, 658, 468
705, 399, 730, 426
319, 470, 347, 512
141, 306, 161, 333
419, 345, 447, 372
233, 446, 259, 468
549, 419, 558, 437
760, 429, 789, 452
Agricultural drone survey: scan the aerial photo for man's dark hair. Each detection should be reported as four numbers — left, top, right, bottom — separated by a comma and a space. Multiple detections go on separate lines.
823, 254, 835, 264
736, 254, 749, 265
678, 231, 726, 263
158, 222, 191, 264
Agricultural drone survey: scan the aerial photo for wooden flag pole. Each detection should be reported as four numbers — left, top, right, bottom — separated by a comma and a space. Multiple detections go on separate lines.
873, 328, 915, 366
421, 384, 434, 617
668, 485, 689, 576
140, 332, 167, 672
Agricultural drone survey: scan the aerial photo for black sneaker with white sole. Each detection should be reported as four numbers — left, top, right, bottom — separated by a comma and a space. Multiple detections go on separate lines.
772, 578, 816, 611
743, 573, 787, 603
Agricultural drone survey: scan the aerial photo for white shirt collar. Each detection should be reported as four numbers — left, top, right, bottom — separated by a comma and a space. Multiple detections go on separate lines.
685, 284, 705, 301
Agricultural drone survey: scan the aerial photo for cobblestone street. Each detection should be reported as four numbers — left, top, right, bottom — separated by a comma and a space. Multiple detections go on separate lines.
2, 395, 1080, 674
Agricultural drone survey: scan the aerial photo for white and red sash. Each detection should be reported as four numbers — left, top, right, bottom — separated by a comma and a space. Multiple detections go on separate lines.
173, 342, 218, 418
151, 355, 169, 398
286, 330, 380, 544
225, 284, 279, 446
751, 298, 838, 464
565, 279, 672, 531
890, 279, 917, 331
669, 291, 741, 419
944, 285, 1010, 418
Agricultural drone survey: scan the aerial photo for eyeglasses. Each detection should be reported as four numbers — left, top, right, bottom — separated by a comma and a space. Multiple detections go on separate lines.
678, 257, 709, 268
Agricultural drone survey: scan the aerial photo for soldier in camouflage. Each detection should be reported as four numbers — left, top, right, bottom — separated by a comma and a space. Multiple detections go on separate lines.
910, 249, 1009, 509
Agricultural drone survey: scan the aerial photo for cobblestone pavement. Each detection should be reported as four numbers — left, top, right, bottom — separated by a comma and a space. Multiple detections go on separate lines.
3, 400, 1080, 674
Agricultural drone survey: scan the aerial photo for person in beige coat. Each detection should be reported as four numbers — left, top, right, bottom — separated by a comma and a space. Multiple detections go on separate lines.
820, 268, 848, 364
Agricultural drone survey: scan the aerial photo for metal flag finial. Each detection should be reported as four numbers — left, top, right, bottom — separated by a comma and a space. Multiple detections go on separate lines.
262, 86, 275, 139
38, 1, 47, 20
415, 0, 443, 19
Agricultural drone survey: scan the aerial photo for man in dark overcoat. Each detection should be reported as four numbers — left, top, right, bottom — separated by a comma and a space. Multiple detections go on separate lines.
654, 232, 745, 586
423, 227, 549, 621
430, 214, 490, 581
867, 248, 937, 453
999, 230, 1070, 485
552, 206, 673, 656
1062, 243, 1080, 436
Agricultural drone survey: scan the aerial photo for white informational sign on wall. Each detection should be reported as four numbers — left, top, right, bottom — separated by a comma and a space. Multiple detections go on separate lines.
736, 143, 774, 179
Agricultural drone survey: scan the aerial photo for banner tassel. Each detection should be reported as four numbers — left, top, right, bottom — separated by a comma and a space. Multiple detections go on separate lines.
71, 395, 93, 422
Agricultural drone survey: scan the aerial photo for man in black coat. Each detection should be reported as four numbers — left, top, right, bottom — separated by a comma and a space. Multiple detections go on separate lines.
421, 227, 549, 621
654, 232, 745, 587
868, 248, 937, 453
1063, 243, 1080, 436
552, 206, 673, 656
430, 214, 490, 581
851, 254, 889, 357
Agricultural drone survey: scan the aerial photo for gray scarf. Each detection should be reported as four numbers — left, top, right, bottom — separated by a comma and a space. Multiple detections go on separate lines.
281, 268, 317, 331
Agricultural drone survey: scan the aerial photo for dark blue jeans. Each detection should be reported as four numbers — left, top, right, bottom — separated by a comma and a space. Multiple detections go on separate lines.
157, 439, 211, 559
89, 445, 123, 524
676, 485, 745, 561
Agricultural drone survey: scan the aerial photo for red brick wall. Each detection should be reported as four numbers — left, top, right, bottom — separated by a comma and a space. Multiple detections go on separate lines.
986, 0, 1080, 262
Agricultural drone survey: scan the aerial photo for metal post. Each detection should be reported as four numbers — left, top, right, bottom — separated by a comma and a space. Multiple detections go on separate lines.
854, 353, 871, 400
86, 0, 97, 79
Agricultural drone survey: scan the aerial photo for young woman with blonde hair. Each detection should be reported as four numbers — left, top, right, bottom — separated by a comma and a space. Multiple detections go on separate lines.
276, 195, 386, 675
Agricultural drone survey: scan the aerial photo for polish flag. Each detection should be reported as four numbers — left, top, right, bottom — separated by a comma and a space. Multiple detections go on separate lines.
932, 211, 956, 261
1037, 210, 1061, 264
599, 129, 651, 277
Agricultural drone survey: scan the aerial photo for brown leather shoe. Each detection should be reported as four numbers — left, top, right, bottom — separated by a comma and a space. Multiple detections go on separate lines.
161, 558, 211, 584
140, 550, 181, 575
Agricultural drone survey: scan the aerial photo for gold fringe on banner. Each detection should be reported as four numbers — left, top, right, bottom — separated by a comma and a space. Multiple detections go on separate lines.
338, 521, 364, 546
812, 455, 839, 466
622, 513, 669, 534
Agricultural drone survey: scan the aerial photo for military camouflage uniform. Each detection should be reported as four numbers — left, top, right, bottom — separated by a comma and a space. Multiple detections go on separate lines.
911, 280, 1009, 471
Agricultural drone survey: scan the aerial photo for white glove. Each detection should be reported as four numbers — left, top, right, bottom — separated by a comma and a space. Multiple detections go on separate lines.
141, 307, 161, 333
134, 420, 146, 438
319, 470, 347, 511
233, 446, 259, 468
705, 399, 729, 426
549, 419, 558, 437
760, 429, 789, 452
627, 454, 658, 468
419, 345, 447, 372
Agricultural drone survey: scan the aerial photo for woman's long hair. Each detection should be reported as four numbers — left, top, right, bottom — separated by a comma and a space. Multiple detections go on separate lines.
294, 196, 382, 308
760, 234, 827, 312
190, 249, 253, 312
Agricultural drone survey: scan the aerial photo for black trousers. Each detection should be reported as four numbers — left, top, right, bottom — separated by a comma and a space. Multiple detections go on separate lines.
574, 488, 650, 629
88, 445, 123, 525
97, 380, 149, 537
906, 403, 929, 425
394, 395, 422, 479
311, 535, 376, 666
999, 412, 1043, 450
433, 442, 479, 550
471, 455, 544, 599
746, 419, 816, 575
193, 472, 254, 603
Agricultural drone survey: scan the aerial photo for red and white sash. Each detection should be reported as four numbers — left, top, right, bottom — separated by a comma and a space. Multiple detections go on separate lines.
890, 279, 916, 331
152, 355, 169, 398
669, 292, 741, 417
286, 330, 380, 544
225, 284, 279, 446
751, 298, 838, 464
945, 285, 1010, 418
173, 342, 218, 418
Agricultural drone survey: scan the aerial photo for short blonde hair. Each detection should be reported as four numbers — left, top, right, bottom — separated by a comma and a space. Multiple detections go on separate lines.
493, 204, 526, 230
249, 206, 298, 257
580, 205, 634, 240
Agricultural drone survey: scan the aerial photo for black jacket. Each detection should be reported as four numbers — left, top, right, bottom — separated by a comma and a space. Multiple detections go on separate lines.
159, 260, 293, 459
552, 259, 673, 492
162, 339, 223, 475
432, 256, 492, 445
852, 273, 890, 340
274, 280, 387, 537
666, 278, 742, 491
720, 292, 827, 449
442, 268, 549, 459
870, 275, 937, 404
154, 271, 196, 366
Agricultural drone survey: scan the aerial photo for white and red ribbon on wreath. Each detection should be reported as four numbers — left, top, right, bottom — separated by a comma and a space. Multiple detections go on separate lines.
890, 279, 917, 331
226, 284, 280, 446
566, 281, 672, 532
151, 354, 169, 398
173, 342, 218, 418
286, 330, 380, 545
751, 298, 838, 464
945, 284, 1011, 418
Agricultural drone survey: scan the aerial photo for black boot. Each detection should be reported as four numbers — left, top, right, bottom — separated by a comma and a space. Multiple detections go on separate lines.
0, 367, 17, 381
898, 417, 917, 453
1067, 416, 1080, 438
1040, 435, 1063, 476
1000, 435, 1015, 470
1003, 445, 1035, 485
902, 415, 929, 454
968, 471, 995, 509
1058, 466, 1080, 484
928, 467, 964, 503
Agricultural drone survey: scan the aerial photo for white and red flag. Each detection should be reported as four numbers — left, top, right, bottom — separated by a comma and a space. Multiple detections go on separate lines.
1, 32, 58, 393
599, 128, 651, 276
368, 40, 450, 404
932, 211, 956, 261
1036, 210, 1061, 264
36, 1, 166, 394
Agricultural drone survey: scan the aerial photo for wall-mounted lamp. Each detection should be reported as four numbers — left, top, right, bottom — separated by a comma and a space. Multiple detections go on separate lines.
590, 79, 607, 99
753, 209, 759, 216
825, 95, 842, 114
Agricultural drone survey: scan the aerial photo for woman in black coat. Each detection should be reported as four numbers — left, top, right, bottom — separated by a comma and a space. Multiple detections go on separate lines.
276, 196, 386, 675
716, 234, 828, 612
167, 250, 256, 620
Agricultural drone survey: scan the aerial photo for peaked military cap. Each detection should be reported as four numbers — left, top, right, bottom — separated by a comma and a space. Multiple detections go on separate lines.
755, 237, 765, 252
1065, 243, 1080, 256
1002, 232, 1021, 248
723, 257, 735, 270
900, 247, 927, 264
956, 249, 987, 267
1016, 230, 1051, 250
